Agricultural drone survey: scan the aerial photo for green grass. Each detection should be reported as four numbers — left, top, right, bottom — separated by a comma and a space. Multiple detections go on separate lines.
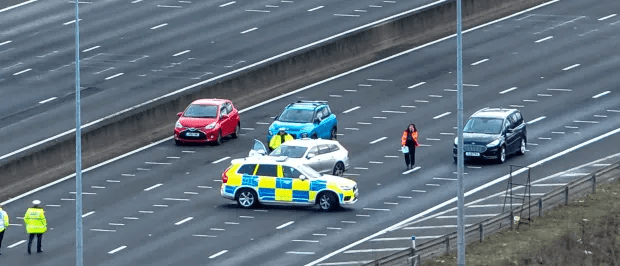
423, 178, 620, 266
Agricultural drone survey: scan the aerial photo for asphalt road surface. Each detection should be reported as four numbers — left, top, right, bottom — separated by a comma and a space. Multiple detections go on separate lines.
0, 0, 439, 157
1, 0, 619, 265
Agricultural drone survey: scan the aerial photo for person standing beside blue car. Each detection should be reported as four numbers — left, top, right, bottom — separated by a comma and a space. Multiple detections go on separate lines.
268, 100, 338, 142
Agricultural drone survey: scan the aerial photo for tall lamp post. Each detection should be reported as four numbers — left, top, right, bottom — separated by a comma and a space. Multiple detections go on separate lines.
455, 0, 466, 265
73, 0, 84, 265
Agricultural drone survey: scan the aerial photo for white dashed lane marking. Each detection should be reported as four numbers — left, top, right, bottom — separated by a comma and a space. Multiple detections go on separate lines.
150, 23, 167, 30
408, 82, 426, 88
535, 36, 553, 43
82, 211, 95, 218
241, 27, 258, 34
598, 14, 617, 21
174, 217, 193, 225
562, 64, 580, 71
369, 137, 386, 144
144, 183, 163, 191
433, 112, 451, 119
277, 221, 295, 229
219, 1, 235, 7
471, 58, 489, 65
527, 116, 546, 124
342, 106, 361, 114
209, 250, 228, 259
212, 157, 231, 164
308, 6, 324, 12
592, 91, 610, 98
108, 246, 127, 254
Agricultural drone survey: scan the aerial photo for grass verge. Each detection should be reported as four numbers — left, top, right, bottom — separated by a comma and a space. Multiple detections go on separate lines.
424, 177, 620, 265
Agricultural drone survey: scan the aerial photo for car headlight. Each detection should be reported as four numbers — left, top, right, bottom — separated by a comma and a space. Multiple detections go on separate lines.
487, 139, 500, 147
339, 185, 353, 190
205, 122, 216, 129
175, 121, 183, 128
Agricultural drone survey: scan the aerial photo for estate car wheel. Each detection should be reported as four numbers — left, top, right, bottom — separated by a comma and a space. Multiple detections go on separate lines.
311, 133, 318, 139
237, 189, 258, 209
330, 127, 337, 140
333, 162, 345, 176
318, 192, 339, 211
232, 124, 240, 139
497, 146, 506, 164
516, 139, 526, 155
215, 130, 222, 145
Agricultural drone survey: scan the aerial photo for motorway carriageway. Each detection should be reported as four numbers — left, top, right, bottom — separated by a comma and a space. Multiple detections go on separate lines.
0, 0, 439, 157
1, 0, 620, 265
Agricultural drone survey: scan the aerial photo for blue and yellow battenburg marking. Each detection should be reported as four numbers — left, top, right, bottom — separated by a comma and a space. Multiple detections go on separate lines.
222, 163, 353, 204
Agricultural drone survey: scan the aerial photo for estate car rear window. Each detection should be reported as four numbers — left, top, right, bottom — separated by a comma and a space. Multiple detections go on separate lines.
184, 104, 218, 118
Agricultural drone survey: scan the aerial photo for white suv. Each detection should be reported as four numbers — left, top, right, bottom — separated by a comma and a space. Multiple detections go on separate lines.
249, 138, 350, 176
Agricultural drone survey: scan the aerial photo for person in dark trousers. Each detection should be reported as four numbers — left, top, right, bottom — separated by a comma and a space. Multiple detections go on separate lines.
401, 123, 420, 170
24, 200, 47, 254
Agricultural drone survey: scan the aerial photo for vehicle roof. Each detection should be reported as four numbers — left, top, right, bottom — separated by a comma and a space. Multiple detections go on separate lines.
470, 108, 518, 119
281, 138, 341, 147
230, 156, 306, 166
191, 98, 228, 105
285, 100, 329, 110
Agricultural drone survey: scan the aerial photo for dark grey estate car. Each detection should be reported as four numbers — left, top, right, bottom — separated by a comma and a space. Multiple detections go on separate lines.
453, 108, 527, 164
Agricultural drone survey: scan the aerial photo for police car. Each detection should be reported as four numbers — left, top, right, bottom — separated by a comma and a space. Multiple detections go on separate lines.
220, 156, 358, 211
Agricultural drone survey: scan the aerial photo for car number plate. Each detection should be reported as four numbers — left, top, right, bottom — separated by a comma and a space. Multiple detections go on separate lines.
465, 152, 480, 156
186, 132, 199, 137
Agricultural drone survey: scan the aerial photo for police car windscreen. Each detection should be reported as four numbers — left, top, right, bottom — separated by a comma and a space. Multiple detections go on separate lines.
270, 145, 307, 158
184, 104, 218, 118
464, 117, 503, 134
278, 109, 314, 123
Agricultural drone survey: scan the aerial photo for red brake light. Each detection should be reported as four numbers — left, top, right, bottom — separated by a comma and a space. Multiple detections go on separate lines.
222, 165, 232, 183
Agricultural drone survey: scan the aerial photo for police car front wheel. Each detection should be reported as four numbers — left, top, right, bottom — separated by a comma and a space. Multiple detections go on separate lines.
318, 192, 339, 211
237, 189, 258, 208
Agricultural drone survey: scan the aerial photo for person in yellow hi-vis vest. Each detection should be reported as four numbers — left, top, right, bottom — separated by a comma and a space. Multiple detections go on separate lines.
269, 128, 293, 151
24, 200, 46, 254
0, 204, 9, 256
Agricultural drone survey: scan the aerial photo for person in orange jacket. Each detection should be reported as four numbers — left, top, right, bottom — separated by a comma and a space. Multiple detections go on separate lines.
401, 123, 420, 170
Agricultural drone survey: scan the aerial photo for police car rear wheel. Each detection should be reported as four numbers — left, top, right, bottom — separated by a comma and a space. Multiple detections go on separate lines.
319, 192, 338, 211
237, 189, 257, 208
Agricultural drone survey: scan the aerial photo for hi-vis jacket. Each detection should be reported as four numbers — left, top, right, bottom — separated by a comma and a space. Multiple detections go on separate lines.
0, 207, 9, 232
269, 134, 293, 150
24, 208, 47, 234
401, 131, 420, 147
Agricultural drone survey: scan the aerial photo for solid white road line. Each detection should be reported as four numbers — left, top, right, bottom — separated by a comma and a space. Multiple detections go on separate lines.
317, 261, 372, 266
499, 87, 518, 94
173, 50, 190, 57
369, 137, 387, 144
468, 204, 520, 208
287, 251, 316, 255
39, 97, 57, 104
308, 6, 324, 12
219, 1, 235, 7
241, 27, 258, 34
91, 229, 116, 232
402, 166, 421, 175
108, 246, 127, 254
175, 217, 193, 225
209, 250, 228, 259
592, 91, 610, 98
13, 68, 32, 75
527, 116, 546, 124
471, 58, 489, 65
408, 82, 425, 88
212, 157, 231, 164
8, 240, 26, 248
433, 112, 451, 119
562, 64, 580, 71
277, 221, 295, 229
150, 23, 167, 30
344, 248, 407, 254
598, 14, 617, 21
438, 214, 499, 218
144, 183, 163, 191
105, 73, 124, 80
343, 106, 361, 114
535, 36, 553, 43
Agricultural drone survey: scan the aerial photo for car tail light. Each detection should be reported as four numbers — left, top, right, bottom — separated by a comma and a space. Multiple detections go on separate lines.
222, 165, 232, 183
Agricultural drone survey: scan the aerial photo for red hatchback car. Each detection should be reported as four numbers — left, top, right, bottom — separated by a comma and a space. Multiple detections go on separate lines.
174, 99, 241, 145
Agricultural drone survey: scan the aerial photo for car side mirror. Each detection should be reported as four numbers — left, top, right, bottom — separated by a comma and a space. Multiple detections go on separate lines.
307, 153, 316, 159
177, 112, 183, 117
299, 175, 307, 180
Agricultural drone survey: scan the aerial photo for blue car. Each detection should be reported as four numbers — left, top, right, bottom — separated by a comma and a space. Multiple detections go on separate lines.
268, 100, 338, 142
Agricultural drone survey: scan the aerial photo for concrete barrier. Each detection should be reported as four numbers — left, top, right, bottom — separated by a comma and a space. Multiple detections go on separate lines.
0, 0, 551, 201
